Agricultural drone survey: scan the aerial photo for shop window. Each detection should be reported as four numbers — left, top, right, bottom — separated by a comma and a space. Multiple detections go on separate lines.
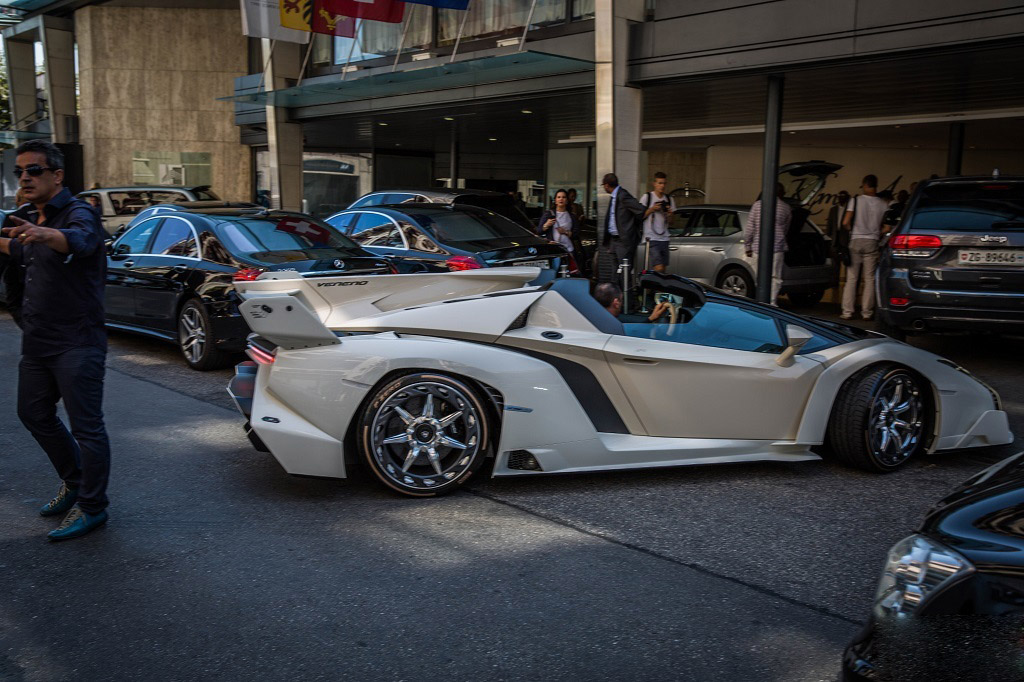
132, 151, 212, 188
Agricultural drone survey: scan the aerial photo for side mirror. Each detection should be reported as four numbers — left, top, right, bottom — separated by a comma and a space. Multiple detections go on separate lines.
776, 324, 814, 367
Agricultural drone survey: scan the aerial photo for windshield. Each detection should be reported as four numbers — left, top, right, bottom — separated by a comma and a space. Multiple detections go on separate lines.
217, 216, 364, 262
909, 182, 1024, 231
408, 210, 532, 244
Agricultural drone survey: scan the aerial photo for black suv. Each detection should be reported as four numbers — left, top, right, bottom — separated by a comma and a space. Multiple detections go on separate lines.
877, 175, 1024, 339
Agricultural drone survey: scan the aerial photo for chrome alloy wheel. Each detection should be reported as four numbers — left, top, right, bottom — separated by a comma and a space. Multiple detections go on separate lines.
721, 273, 749, 297
868, 373, 924, 467
369, 381, 482, 491
179, 307, 207, 365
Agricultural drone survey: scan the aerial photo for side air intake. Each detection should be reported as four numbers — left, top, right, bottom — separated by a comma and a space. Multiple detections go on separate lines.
506, 450, 542, 471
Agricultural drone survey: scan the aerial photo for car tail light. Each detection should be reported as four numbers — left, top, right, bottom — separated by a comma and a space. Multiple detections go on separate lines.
889, 234, 942, 257
890, 297, 910, 306
446, 256, 483, 271
233, 268, 266, 281
246, 343, 276, 365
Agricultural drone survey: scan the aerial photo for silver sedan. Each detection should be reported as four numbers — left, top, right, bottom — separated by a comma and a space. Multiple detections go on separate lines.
637, 204, 836, 306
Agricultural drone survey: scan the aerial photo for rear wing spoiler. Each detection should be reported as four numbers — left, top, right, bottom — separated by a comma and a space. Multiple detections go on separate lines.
234, 268, 539, 349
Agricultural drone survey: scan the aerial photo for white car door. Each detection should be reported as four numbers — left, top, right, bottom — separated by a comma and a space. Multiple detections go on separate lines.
603, 300, 826, 441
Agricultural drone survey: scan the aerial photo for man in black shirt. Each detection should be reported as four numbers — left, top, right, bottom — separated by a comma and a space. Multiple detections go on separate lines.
0, 140, 111, 541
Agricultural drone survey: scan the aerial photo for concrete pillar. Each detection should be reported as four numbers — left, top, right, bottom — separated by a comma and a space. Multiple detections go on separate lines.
262, 39, 304, 211
595, 0, 644, 233
756, 75, 784, 304
41, 24, 77, 143
2, 37, 37, 130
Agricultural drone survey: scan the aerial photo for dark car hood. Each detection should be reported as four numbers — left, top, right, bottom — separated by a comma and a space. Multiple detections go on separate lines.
478, 240, 567, 263
920, 451, 1024, 565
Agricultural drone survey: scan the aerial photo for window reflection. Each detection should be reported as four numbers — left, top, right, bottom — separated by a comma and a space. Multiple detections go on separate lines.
439, 0, 566, 45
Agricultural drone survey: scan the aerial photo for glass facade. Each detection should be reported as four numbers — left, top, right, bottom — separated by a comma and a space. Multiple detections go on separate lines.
438, 0, 566, 45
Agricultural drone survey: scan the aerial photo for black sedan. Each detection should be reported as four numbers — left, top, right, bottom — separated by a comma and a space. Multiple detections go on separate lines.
105, 208, 392, 370
843, 450, 1024, 680
325, 203, 573, 282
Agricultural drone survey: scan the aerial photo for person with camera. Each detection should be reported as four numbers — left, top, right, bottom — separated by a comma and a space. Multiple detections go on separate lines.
639, 172, 676, 274
0, 140, 111, 541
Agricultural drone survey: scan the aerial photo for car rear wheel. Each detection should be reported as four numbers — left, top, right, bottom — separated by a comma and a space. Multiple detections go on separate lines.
787, 290, 824, 307
716, 267, 754, 298
178, 299, 231, 371
358, 373, 490, 497
827, 365, 928, 472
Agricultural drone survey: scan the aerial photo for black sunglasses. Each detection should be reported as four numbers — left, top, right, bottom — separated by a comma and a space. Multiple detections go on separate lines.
13, 165, 55, 178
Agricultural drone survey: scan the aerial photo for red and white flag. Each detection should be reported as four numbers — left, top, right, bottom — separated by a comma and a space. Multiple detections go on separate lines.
322, 0, 405, 23
275, 217, 332, 245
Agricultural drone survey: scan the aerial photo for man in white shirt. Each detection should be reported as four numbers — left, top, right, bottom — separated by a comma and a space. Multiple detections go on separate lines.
640, 172, 676, 273
841, 174, 889, 320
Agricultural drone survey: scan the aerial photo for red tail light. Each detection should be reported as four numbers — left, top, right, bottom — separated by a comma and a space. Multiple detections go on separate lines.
233, 268, 266, 281
446, 256, 483, 272
890, 235, 942, 250
246, 345, 276, 365
889, 297, 910, 306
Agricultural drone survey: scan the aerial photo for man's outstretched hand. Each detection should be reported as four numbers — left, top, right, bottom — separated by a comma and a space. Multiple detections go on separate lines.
2, 216, 69, 253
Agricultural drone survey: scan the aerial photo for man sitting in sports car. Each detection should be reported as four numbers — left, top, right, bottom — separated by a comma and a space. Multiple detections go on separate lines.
593, 283, 670, 323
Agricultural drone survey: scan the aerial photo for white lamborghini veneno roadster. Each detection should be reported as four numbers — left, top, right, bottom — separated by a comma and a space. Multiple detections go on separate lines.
228, 268, 1012, 497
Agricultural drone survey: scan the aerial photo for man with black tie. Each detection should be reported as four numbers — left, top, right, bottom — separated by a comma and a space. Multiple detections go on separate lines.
597, 172, 645, 284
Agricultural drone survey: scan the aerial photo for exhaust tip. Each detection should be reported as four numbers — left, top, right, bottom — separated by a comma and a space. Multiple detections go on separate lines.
912, 319, 926, 331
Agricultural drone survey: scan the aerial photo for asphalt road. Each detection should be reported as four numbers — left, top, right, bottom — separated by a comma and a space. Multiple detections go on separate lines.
2, 309, 1021, 681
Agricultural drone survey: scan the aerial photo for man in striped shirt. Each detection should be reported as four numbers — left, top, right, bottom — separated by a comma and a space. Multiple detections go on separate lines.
743, 183, 791, 306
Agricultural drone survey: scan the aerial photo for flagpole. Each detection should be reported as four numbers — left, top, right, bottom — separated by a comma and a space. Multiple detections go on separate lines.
392, 13, 411, 72
256, 38, 277, 94
342, 18, 362, 81
449, 0, 472, 64
519, 0, 538, 52
296, 36, 316, 86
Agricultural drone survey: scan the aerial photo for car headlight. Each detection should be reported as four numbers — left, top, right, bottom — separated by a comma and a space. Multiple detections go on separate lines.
873, 534, 974, 618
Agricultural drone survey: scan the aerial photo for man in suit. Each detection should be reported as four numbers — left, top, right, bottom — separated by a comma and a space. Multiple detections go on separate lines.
597, 172, 645, 284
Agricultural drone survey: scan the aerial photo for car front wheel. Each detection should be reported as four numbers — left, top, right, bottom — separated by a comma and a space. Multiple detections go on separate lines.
827, 364, 928, 472
716, 267, 754, 298
358, 373, 491, 497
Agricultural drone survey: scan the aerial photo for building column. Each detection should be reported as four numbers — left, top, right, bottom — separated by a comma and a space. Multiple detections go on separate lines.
595, 0, 644, 231
262, 39, 304, 211
1, 36, 37, 130
41, 22, 77, 143
756, 75, 784, 304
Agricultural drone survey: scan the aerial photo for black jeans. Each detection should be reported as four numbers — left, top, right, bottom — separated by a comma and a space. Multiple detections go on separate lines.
17, 346, 110, 514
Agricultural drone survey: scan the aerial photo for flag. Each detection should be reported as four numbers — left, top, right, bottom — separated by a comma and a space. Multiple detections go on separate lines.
280, 0, 357, 37
402, 0, 470, 9
321, 0, 405, 23
275, 217, 332, 245
240, 0, 310, 43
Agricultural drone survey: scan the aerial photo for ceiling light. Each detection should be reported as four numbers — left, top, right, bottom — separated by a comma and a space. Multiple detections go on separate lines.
488, 137, 497, 141
912, 145, 920, 148
969, 145, 976, 149
521, 109, 532, 114
378, 122, 388, 126
788, 131, 796, 135
395, 143, 401, 146
444, 116, 454, 121
893, 125, 901, 129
